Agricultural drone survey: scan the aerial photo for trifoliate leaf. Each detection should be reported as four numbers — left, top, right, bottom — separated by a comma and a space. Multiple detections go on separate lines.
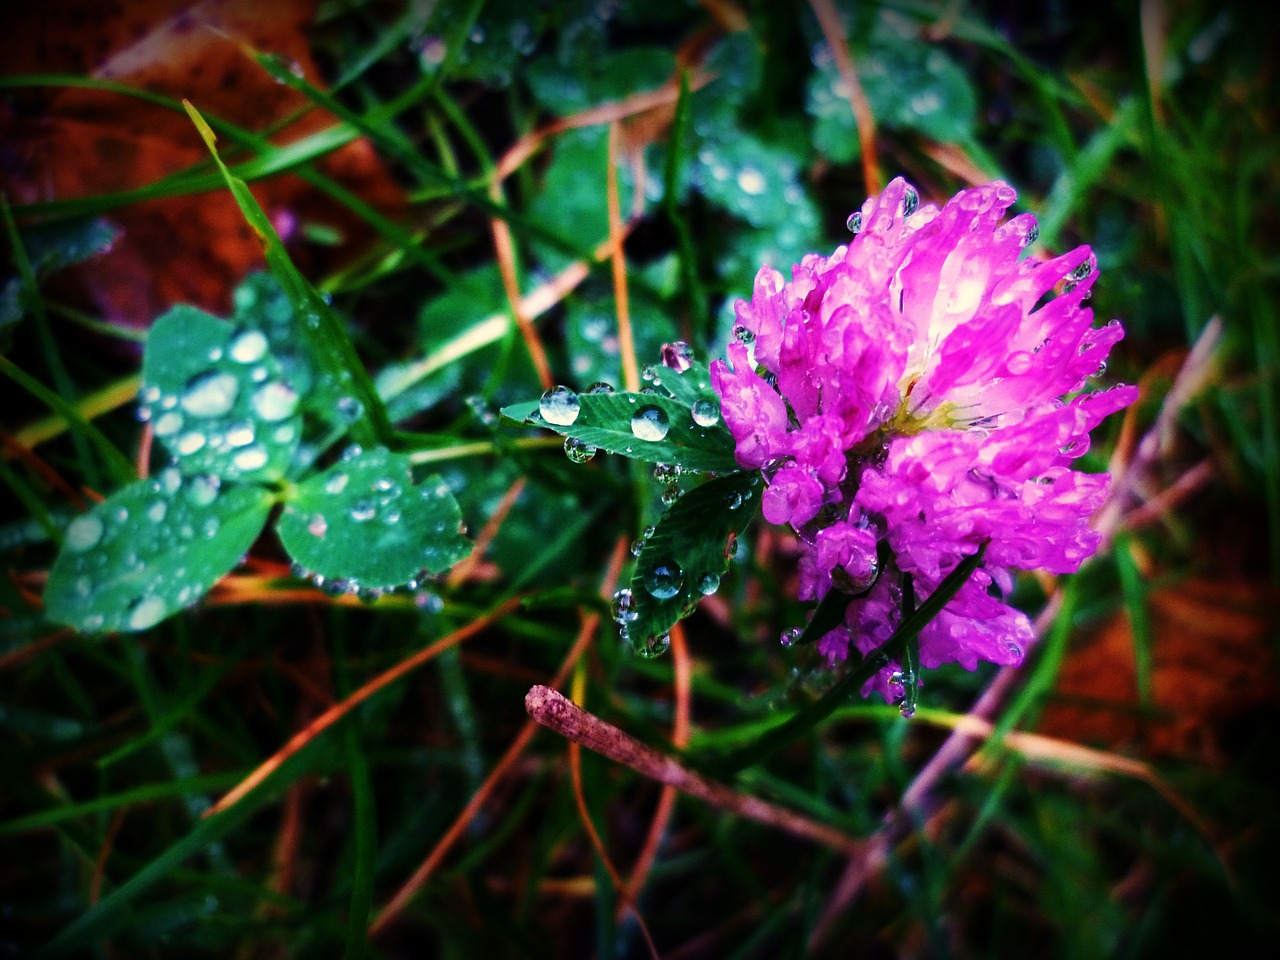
44, 468, 273, 634
276, 447, 470, 591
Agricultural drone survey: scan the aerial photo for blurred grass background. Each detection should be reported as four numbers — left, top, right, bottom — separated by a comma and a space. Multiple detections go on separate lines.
1, 0, 1277, 957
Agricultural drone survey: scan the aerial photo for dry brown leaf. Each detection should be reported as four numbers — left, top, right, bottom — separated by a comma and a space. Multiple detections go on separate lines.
1040, 578, 1279, 765
0, 0, 404, 328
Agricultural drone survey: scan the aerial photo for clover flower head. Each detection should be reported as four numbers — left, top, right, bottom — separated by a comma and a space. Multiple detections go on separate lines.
711, 177, 1137, 703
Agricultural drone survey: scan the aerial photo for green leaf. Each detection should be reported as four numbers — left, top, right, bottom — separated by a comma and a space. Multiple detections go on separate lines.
276, 447, 470, 591
44, 470, 273, 634
500, 390, 739, 474
141, 305, 302, 483
623, 472, 760, 653
649, 358, 718, 410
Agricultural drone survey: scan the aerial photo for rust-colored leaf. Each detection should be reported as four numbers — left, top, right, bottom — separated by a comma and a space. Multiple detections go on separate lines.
0, 0, 404, 329
1040, 578, 1279, 764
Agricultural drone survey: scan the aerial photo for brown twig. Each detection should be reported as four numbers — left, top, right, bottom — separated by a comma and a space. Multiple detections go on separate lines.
525, 685, 864, 856
445, 477, 526, 589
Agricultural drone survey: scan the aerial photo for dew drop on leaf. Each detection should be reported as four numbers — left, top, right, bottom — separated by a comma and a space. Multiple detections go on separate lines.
233, 446, 268, 471
228, 328, 269, 364
643, 561, 683, 599
691, 399, 720, 427
126, 595, 167, 631
180, 371, 239, 417
630, 405, 670, 441
252, 382, 300, 422
64, 515, 104, 552
539, 385, 581, 426
564, 437, 596, 463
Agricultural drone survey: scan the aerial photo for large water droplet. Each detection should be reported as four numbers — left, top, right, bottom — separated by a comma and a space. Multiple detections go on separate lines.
660, 341, 694, 373
564, 437, 596, 463
586, 381, 615, 394
643, 561, 683, 599
153, 410, 183, 437
65, 514, 104, 552
233, 446, 268, 471
653, 463, 681, 485
631, 405, 670, 441
336, 396, 364, 423
697, 572, 720, 595
540, 385, 581, 426
228, 328, 269, 364
847, 210, 863, 233
176, 431, 207, 455
611, 588, 638, 624
225, 421, 255, 447
252, 382, 299, 422
186, 475, 221, 507
127, 595, 167, 631
180, 371, 239, 417
635, 632, 671, 659
691, 399, 720, 427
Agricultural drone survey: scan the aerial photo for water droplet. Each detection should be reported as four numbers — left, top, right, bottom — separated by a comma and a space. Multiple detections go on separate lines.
225, 421, 255, 447
691, 399, 720, 427
324, 472, 350, 495
539, 385, 581, 426
252, 382, 299, 422
898, 702, 916, 719
1006, 352, 1033, 376
611, 588, 638, 624
731, 324, 756, 344
664, 344, 696, 377
1093, 359, 1107, 377
653, 463, 681, 485
336, 396, 364, 424
154, 410, 183, 437
697, 572, 720, 595
631, 406, 670, 441
186, 475, 220, 507
564, 437, 597, 463
724, 489, 746, 510
228, 328, 269, 363
308, 514, 328, 537
1068, 260, 1093, 281
127, 595, 167, 631
586, 381, 615, 394
146, 500, 167, 523
900, 185, 919, 217
64, 514, 104, 552
180, 371, 239, 417
158, 467, 182, 495
201, 516, 220, 538
350, 499, 376, 522
737, 167, 766, 195
847, 210, 863, 233
233, 446, 268, 471
176, 431, 207, 455
643, 561, 683, 600
660, 486, 681, 506
635, 632, 670, 658
780, 626, 802, 647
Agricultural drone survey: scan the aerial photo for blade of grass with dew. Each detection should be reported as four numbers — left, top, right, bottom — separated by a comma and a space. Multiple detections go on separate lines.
183, 100, 394, 450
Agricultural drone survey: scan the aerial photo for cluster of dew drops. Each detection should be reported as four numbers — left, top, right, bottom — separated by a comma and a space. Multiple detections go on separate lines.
533, 340, 733, 658
137, 327, 301, 478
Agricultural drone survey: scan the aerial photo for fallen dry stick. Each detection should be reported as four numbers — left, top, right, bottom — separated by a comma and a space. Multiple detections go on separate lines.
525, 684, 863, 856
